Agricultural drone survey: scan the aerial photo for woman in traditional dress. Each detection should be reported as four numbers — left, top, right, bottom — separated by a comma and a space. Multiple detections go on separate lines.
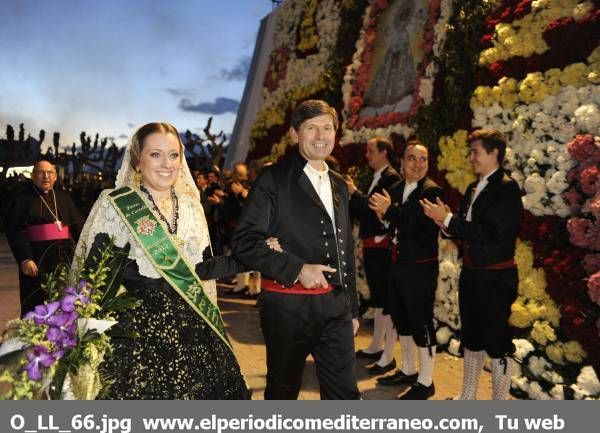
74, 122, 250, 399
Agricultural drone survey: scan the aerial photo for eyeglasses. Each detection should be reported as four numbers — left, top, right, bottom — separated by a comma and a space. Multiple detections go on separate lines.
34, 170, 57, 177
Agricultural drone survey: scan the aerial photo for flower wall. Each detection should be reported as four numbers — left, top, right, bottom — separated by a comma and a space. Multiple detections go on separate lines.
247, 0, 599, 399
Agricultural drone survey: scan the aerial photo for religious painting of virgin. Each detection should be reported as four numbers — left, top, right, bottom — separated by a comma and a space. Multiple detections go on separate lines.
360, 0, 429, 121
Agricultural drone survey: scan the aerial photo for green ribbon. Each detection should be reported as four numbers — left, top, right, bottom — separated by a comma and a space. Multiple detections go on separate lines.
108, 187, 232, 352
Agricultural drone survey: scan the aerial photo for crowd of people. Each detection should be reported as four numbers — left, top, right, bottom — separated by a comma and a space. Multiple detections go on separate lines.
2, 99, 523, 401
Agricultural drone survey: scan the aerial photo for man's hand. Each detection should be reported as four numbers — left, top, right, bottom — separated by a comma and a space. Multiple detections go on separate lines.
265, 237, 283, 252
298, 264, 336, 289
368, 188, 391, 220
207, 194, 221, 205
20, 260, 38, 277
344, 176, 357, 195
231, 182, 248, 198
352, 318, 360, 336
420, 197, 450, 225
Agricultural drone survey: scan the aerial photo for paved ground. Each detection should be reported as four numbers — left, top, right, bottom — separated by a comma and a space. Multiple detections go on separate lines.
0, 234, 493, 400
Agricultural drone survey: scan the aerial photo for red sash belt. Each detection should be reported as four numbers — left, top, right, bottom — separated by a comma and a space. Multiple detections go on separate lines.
25, 223, 70, 241
362, 235, 390, 249
463, 251, 515, 270
262, 278, 333, 295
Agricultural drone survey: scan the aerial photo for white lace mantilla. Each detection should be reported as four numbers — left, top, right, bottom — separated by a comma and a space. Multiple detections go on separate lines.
75, 188, 217, 303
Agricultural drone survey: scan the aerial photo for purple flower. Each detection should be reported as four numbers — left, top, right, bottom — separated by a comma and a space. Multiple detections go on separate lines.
24, 301, 61, 325
24, 345, 55, 381
46, 312, 78, 350
47, 311, 78, 328
61, 282, 91, 311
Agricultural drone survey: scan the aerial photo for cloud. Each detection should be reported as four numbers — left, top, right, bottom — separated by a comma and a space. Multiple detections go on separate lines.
127, 123, 136, 128
119, 134, 128, 139
179, 97, 239, 115
218, 56, 251, 81
165, 87, 197, 97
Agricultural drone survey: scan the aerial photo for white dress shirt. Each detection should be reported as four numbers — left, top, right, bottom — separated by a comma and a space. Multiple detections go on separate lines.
303, 161, 335, 224
367, 164, 389, 195
402, 181, 418, 204
443, 168, 499, 227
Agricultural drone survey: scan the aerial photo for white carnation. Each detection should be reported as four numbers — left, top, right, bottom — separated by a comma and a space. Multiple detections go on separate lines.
513, 338, 535, 361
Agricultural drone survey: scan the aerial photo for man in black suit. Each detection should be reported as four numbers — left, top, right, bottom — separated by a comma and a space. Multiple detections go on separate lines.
369, 140, 443, 399
232, 100, 360, 400
421, 129, 522, 400
346, 137, 400, 374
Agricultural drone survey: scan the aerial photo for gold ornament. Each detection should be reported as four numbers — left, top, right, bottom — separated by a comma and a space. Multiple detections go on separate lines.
158, 196, 171, 213
134, 170, 142, 185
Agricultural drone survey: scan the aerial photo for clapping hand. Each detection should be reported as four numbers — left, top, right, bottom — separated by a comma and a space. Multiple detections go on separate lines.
344, 175, 357, 195
420, 197, 451, 227
368, 189, 391, 220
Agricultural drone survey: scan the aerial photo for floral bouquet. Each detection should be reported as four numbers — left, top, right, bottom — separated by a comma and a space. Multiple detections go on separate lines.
0, 240, 136, 399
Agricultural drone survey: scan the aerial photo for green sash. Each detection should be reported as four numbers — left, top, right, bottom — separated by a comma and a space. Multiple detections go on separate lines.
108, 187, 233, 352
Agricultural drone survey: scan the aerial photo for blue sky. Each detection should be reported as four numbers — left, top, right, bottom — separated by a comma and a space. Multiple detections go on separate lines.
0, 0, 272, 150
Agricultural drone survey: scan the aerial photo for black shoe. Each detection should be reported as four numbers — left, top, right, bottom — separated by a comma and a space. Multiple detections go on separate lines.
356, 349, 384, 360
366, 359, 396, 375
377, 369, 418, 386
397, 382, 435, 400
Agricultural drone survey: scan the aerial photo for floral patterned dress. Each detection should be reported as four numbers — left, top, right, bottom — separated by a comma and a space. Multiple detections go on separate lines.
87, 232, 250, 400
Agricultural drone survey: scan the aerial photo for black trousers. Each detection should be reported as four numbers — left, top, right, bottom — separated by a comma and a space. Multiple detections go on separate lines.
18, 239, 75, 316
258, 289, 360, 400
363, 247, 391, 308
19, 272, 46, 316
459, 267, 518, 358
387, 261, 438, 348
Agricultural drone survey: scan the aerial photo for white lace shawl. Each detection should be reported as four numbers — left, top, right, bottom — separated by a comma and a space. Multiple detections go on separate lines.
74, 188, 217, 303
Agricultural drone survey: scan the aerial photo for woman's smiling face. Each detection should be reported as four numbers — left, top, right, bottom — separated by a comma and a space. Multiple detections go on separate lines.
138, 132, 182, 193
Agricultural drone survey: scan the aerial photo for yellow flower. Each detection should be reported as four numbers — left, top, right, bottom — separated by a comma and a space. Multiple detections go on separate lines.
563, 340, 587, 363
560, 62, 588, 87
526, 300, 547, 321
510, 298, 533, 328
588, 47, 600, 63
437, 130, 476, 194
472, 86, 493, 107
586, 62, 600, 84
572, 1, 594, 21
515, 240, 534, 278
472, 57, 595, 109
519, 72, 548, 103
479, 0, 581, 66
546, 342, 566, 365
520, 268, 547, 300
496, 23, 514, 42
530, 320, 557, 346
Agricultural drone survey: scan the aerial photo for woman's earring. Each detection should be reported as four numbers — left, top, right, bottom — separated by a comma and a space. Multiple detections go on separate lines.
134, 169, 142, 185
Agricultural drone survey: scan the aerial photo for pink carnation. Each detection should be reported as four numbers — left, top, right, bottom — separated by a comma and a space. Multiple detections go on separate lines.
568, 217, 600, 250
580, 165, 600, 197
567, 134, 600, 163
582, 192, 600, 220
563, 188, 583, 212
588, 272, 600, 305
